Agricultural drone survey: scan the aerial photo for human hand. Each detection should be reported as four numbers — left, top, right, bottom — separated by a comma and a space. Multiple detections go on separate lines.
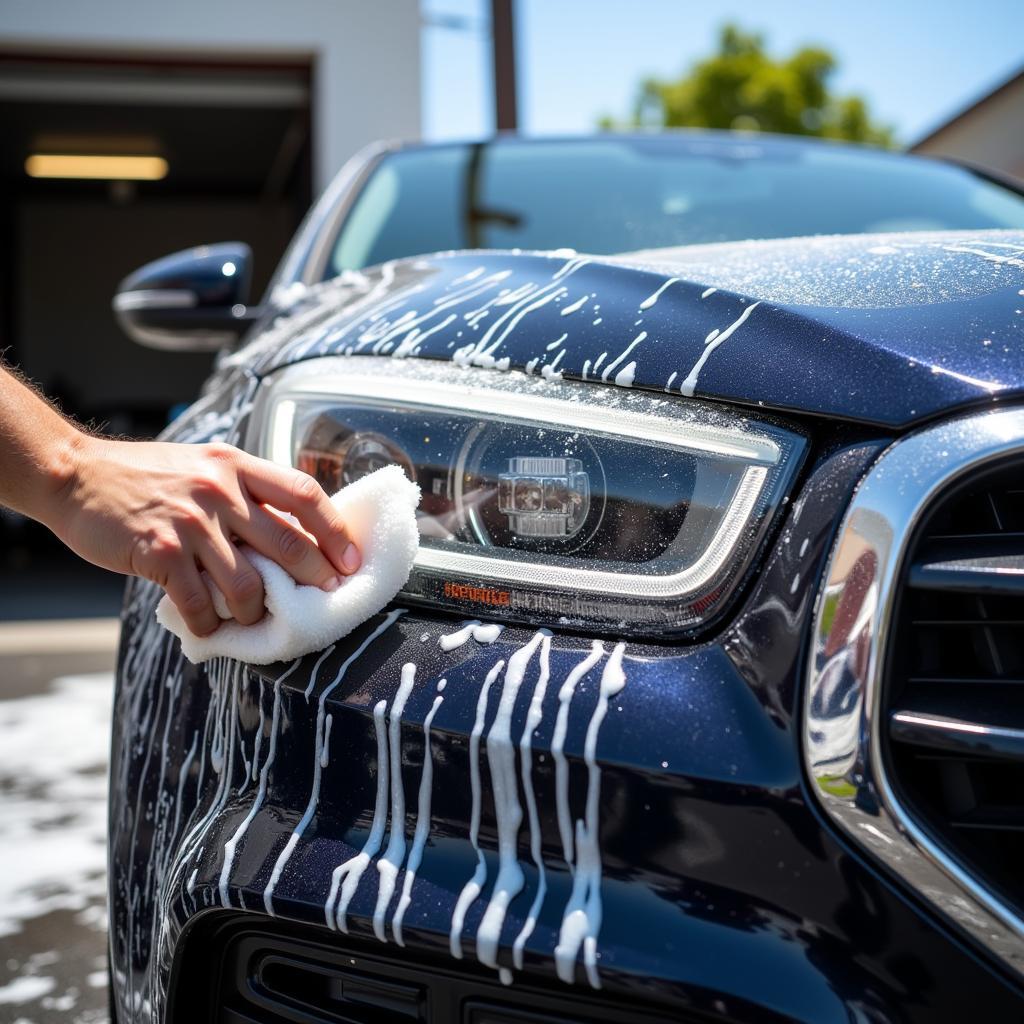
49, 437, 360, 637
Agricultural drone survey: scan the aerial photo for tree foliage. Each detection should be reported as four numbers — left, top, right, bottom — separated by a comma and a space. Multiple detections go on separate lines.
620, 25, 894, 146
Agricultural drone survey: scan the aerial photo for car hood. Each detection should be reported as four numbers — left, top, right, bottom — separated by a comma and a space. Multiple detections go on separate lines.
232, 229, 1024, 429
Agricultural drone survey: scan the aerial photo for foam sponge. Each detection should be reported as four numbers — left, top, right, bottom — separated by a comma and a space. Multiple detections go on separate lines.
156, 465, 421, 665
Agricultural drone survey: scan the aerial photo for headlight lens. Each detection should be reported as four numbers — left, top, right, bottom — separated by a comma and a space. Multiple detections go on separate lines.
249, 357, 804, 636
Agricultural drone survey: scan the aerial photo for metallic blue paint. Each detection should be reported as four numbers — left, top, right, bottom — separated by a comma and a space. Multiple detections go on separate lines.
233, 231, 1024, 429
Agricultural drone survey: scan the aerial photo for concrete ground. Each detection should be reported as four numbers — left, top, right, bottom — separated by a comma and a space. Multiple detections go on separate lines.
0, 614, 119, 1024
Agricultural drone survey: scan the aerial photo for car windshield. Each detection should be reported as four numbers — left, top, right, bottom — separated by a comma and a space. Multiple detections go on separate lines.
327, 136, 1024, 276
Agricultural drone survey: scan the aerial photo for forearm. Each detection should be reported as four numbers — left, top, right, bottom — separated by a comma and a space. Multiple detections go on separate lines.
0, 363, 85, 528
0, 362, 359, 637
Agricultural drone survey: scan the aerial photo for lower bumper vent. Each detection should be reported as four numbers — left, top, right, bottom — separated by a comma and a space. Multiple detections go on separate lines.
168, 913, 688, 1024
259, 954, 424, 1022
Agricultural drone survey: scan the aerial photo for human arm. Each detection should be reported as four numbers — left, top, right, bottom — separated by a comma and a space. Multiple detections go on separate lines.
0, 363, 360, 637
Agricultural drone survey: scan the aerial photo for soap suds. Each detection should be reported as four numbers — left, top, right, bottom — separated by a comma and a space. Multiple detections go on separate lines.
264, 610, 405, 915
554, 642, 627, 989
639, 277, 680, 310
602, 331, 646, 383
542, 349, 567, 381
0, 672, 112, 940
393, 685, 445, 945
512, 633, 553, 969
218, 660, 300, 906
680, 302, 761, 397
372, 662, 418, 941
450, 659, 505, 958
614, 361, 637, 387
320, 714, 334, 767
552, 642, 605, 866
439, 621, 505, 652
0, 975, 57, 1005
561, 294, 590, 316
326, 699, 390, 932
476, 632, 548, 971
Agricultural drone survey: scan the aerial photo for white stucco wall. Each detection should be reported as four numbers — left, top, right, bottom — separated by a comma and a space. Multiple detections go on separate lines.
0, 0, 422, 192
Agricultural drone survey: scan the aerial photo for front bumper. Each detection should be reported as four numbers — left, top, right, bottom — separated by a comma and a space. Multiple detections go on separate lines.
108, 430, 1024, 1023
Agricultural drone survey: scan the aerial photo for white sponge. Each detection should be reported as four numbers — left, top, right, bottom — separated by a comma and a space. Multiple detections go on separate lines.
156, 465, 421, 665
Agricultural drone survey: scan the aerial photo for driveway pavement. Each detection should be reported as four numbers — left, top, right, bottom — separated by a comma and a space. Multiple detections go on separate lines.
0, 618, 118, 1024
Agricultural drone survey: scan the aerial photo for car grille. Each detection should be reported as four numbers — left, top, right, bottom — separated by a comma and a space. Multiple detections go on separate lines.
884, 459, 1024, 922
168, 913, 693, 1024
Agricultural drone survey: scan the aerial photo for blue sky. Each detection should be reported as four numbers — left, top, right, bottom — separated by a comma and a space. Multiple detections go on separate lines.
422, 0, 1023, 145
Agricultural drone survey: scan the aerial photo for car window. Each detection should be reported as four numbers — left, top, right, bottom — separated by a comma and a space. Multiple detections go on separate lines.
326, 137, 1024, 275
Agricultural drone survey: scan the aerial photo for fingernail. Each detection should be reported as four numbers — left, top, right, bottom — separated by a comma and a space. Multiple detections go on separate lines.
322, 575, 341, 592
342, 543, 361, 573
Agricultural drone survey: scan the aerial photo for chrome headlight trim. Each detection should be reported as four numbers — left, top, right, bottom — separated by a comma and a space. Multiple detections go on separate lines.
263, 371, 783, 464
804, 406, 1024, 979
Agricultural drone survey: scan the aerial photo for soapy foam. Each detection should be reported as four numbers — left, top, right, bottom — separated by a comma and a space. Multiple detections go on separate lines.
639, 277, 680, 310
554, 643, 627, 988
476, 632, 548, 969
560, 293, 590, 316
541, 349, 567, 381
552, 642, 605, 866
450, 659, 505, 958
680, 302, 761, 397
614, 361, 637, 387
372, 662, 418, 940
439, 621, 505, 652
326, 699, 390, 932
511, 633, 553, 969
157, 467, 420, 665
393, 684, 445, 946
602, 331, 646, 382
263, 610, 405, 915
218, 660, 300, 905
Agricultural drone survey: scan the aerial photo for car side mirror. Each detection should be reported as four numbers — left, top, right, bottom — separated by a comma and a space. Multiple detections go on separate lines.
112, 242, 263, 352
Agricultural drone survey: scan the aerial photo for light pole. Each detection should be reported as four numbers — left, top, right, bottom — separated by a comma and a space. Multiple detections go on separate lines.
490, 0, 517, 132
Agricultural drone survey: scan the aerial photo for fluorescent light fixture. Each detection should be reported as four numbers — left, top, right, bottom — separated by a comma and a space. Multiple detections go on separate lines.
24, 154, 168, 181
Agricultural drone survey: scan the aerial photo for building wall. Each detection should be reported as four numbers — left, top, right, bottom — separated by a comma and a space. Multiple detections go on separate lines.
0, 0, 422, 191
912, 75, 1024, 181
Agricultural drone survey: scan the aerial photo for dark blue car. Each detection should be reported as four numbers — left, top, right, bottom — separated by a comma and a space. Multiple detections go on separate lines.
109, 133, 1024, 1023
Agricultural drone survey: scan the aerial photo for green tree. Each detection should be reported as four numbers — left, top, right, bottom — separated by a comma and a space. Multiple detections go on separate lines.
622, 24, 894, 146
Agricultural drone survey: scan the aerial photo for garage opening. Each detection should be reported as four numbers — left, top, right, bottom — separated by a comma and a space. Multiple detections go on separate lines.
0, 51, 313, 608
0, 51, 313, 436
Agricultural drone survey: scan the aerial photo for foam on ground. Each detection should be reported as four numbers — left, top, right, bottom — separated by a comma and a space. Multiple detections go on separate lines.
156, 465, 421, 664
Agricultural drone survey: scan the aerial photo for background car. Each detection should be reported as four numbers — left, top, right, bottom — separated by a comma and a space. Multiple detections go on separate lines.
109, 133, 1024, 1023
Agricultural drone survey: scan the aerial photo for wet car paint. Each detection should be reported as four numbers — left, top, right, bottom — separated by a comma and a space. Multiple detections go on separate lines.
109, 234, 1024, 1022
227, 232, 1024, 430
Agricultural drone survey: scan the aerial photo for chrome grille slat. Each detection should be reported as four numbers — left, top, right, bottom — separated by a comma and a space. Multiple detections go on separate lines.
890, 710, 1024, 761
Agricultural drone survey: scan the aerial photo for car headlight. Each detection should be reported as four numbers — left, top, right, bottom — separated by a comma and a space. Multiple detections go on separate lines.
247, 357, 805, 636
